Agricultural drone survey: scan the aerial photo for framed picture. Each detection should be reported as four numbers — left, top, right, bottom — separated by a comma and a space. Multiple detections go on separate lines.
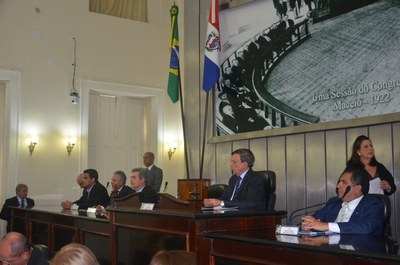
213, 0, 400, 141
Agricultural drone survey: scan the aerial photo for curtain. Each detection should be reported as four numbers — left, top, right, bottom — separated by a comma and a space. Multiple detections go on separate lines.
89, 0, 148, 22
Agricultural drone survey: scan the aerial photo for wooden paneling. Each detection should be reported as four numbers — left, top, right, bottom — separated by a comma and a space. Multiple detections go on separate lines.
209, 121, 400, 240
286, 134, 306, 219
305, 132, 326, 206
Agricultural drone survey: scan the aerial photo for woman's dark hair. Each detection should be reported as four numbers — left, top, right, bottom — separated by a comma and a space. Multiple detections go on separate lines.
346, 135, 378, 168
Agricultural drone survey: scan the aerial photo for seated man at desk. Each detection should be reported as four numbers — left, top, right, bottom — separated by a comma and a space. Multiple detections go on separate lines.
97, 168, 159, 218
301, 167, 385, 235
109, 170, 133, 198
203, 148, 266, 210
0, 184, 34, 233
62, 169, 110, 210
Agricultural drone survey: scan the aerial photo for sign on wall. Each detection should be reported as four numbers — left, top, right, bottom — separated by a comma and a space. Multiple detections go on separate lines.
214, 0, 400, 137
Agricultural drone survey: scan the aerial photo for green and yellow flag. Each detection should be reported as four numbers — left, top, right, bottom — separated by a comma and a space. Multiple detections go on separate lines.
167, 4, 179, 103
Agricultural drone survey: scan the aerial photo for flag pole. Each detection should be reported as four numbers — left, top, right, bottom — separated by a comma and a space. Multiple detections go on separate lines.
167, 4, 190, 179
199, 90, 211, 179
177, 66, 190, 179
201, 0, 220, 179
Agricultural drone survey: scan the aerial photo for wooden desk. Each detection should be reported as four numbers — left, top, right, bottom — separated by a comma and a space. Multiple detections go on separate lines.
11, 206, 110, 261
11, 194, 286, 265
202, 229, 400, 265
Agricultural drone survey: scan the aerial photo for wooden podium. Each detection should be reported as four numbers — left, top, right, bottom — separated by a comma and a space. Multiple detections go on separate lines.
177, 179, 210, 201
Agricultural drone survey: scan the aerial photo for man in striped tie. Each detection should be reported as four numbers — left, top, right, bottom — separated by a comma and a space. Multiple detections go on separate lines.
0, 184, 35, 234
203, 149, 266, 210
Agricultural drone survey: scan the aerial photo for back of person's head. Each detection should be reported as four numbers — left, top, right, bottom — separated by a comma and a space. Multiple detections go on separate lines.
50, 243, 99, 265
150, 250, 197, 265
84, 169, 99, 182
1, 232, 31, 256
231, 148, 255, 167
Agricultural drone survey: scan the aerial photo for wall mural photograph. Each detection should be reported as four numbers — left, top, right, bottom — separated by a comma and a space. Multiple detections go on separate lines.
215, 0, 400, 136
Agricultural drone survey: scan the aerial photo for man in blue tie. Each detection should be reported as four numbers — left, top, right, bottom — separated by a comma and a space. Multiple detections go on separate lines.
0, 184, 35, 233
203, 148, 266, 210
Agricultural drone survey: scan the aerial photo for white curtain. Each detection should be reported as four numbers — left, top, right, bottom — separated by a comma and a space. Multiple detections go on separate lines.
89, 0, 148, 22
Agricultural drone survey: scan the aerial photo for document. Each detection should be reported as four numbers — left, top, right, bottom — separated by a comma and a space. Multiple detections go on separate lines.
298, 230, 335, 237
369, 177, 384, 194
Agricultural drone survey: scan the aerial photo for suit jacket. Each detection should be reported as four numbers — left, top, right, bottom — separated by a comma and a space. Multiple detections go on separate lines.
146, 165, 163, 192
220, 169, 266, 210
0, 196, 35, 232
74, 182, 110, 210
137, 185, 160, 204
313, 194, 384, 236
110, 185, 134, 199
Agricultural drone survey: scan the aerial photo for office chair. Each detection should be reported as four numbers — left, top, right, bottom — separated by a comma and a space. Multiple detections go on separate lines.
33, 244, 50, 260
255, 170, 276, 211
208, 184, 228, 199
371, 194, 392, 237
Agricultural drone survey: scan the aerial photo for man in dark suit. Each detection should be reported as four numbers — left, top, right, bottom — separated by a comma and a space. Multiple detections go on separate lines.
143, 152, 163, 192
130, 168, 160, 204
109, 170, 133, 198
0, 184, 34, 233
0, 232, 48, 265
203, 149, 266, 210
301, 168, 384, 235
61, 168, 110, 210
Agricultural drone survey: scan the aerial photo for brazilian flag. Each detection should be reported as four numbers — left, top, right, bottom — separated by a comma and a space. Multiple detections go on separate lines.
167, 5, 179, 103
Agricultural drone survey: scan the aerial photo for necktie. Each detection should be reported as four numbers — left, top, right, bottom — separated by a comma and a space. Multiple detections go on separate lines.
230, 176, 242, 200
335, 202, 351, 222
20, 199, 25, 208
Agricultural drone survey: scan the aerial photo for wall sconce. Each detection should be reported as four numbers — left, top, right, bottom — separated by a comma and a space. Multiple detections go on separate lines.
28, 136, 39, 156
66, 137, 77, 156
167, 147, 176, 160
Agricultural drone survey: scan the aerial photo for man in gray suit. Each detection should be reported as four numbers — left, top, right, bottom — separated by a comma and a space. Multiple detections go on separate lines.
143, 152, 163, 192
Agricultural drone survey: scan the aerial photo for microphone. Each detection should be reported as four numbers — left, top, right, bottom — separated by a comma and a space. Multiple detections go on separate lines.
340, 186, 351, 200
163, 182, 168, 192
288, 202, 326, 225
106, 182, 110, 189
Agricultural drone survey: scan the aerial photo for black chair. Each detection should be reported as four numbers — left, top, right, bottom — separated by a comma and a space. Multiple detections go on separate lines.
33, 244, 50, 260
255, 170, 276, 211
208, 184, 228, 199
371, 194, 392, 237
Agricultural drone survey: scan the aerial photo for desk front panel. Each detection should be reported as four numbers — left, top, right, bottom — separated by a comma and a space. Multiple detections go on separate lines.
204, 230, 400, 265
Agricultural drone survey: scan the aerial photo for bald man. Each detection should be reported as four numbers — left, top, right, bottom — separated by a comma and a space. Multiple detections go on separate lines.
0, 232, 48, 265
143, 152, 163, 192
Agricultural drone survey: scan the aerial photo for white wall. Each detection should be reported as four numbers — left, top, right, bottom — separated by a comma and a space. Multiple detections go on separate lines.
0, 0, 185, 207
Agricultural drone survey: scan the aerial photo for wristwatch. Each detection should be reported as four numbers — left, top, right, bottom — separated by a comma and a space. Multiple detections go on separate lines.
220, 201, 224, 207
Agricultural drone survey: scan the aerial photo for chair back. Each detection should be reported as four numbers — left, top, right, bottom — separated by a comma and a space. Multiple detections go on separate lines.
255, 170, 276, 211
208, 184, 228, 199
371, 194, 392, 236
33, 244, 50, 260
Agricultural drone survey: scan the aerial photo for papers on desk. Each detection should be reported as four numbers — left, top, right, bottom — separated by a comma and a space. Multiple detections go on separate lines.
369, 177, 384, 194
201, 206, 239, 212
276, 225, 336, 237
297, 230, 335, 237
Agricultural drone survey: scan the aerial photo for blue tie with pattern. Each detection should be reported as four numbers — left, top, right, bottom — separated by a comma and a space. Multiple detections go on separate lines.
231, 176, 242, 200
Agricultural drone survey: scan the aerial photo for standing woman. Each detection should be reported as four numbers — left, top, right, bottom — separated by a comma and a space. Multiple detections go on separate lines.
347, 135, 396, 196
